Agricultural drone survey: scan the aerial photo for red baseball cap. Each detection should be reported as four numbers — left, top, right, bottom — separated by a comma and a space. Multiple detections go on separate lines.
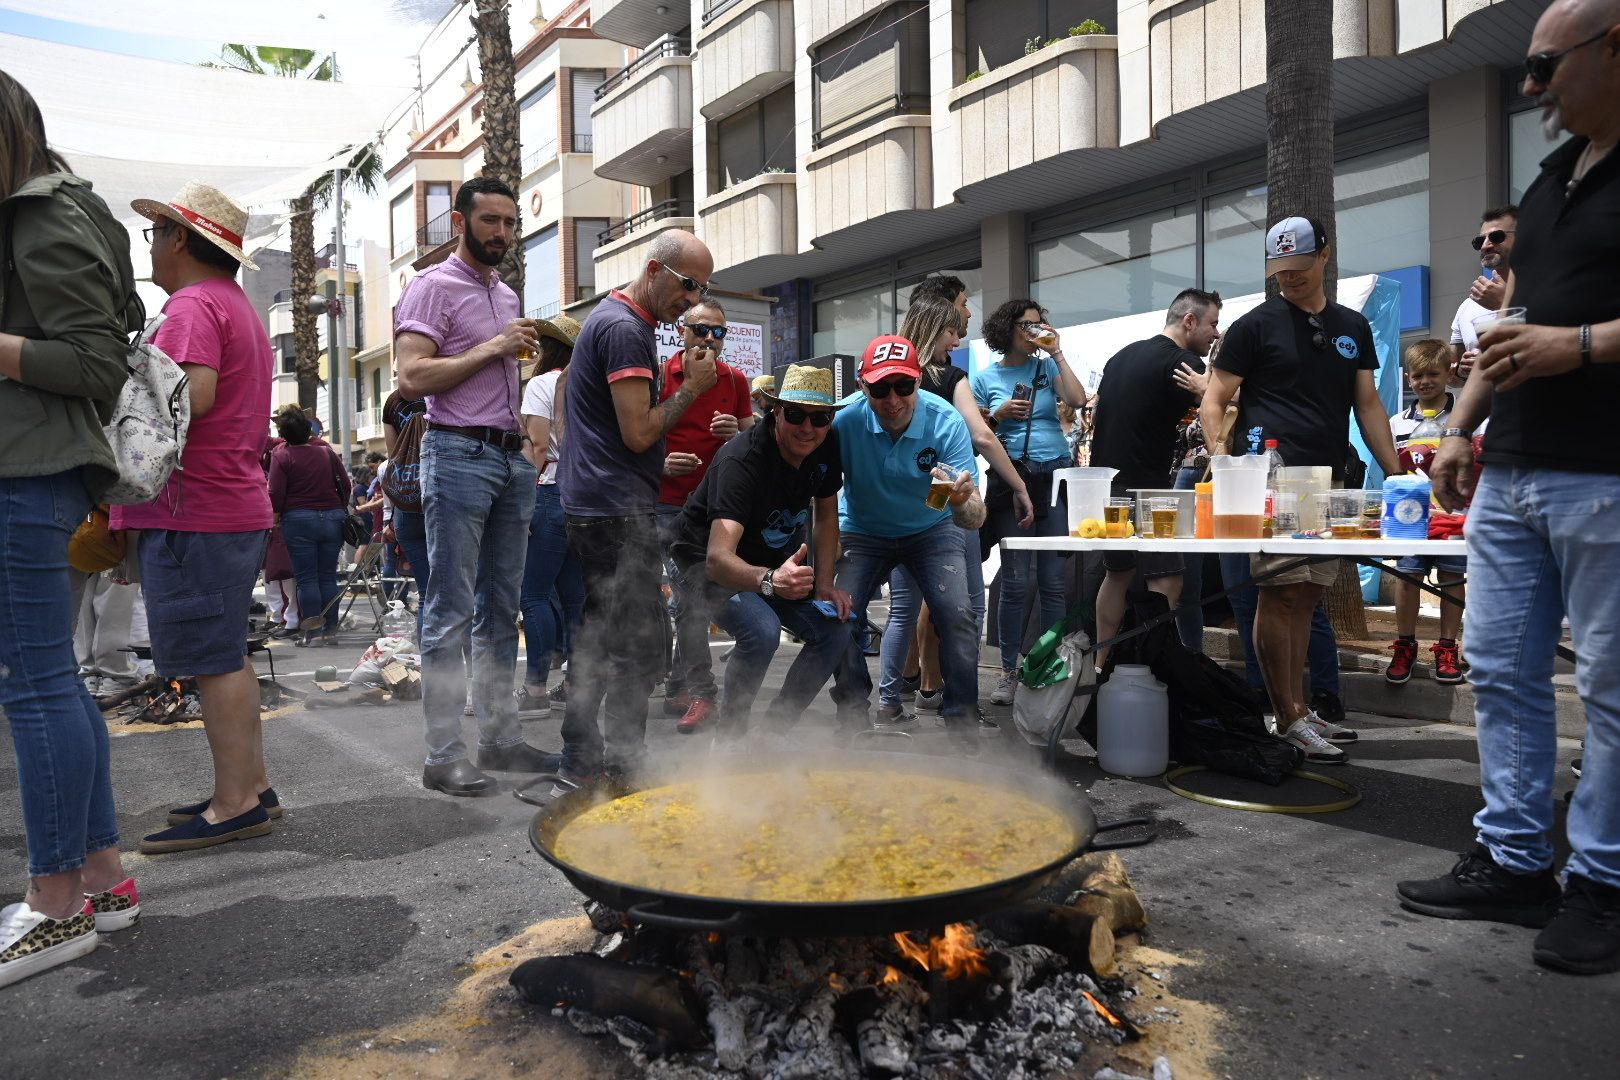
859, 335, 921, 383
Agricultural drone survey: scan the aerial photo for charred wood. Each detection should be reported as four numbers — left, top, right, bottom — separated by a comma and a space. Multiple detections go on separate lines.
509, 953, 707, 1052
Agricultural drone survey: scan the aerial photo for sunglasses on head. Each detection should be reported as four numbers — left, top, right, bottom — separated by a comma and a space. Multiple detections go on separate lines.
780, 404, 833, 428
684, 322, 727, 339
1471, 229, 1514, 251
1307, 313, 1328, 352
1524, 28, 1609, 86
659, 262, 711, 299
864, 377, 917, 399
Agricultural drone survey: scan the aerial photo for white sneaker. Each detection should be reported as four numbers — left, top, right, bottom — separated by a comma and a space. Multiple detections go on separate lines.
915, 689, 943, 714
1283, 717, 1347, 765
990, 670, 1018, 706
1303, 709, 1358, 744
0, 902, 98, 989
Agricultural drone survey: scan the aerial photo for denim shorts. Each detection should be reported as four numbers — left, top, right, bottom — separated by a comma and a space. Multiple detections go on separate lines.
1395, 553, 1467, 576
139, 529, 270, 676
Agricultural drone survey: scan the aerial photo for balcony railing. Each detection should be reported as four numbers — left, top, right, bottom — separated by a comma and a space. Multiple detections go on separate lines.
813, 93, 930, 150
598, 199, 693, 246
597, 38, 690, 100
315, 244, 358, 273
272, 288, 296, 305
522, 137, 559, 175
571, 132, 594, 153
416, 209, 455, 249
527, 301, 562, 321
702, 0, 745, 23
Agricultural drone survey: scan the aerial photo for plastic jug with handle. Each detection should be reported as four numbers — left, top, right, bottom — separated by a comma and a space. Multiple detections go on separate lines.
1209, 455, 1268, 538
1051, 467, 1117, 536
1097, 664, 1169, 776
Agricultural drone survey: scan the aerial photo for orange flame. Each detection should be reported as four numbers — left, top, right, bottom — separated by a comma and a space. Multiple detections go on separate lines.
891, 923, 988, 980
706, 932, 722, 945
1081, 990, 1126, 1029
880, 965, 902, 986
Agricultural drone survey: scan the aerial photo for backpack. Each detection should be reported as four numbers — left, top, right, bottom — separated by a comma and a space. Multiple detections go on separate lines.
101, 313, 191, 505
381, 404, 424, 512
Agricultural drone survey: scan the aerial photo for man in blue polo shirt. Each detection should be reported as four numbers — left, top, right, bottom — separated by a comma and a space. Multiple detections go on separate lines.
832, 335, 986, 744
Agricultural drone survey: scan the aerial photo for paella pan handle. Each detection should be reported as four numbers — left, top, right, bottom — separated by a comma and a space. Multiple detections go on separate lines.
626, 900, 750, 934
1088, 816, 1156, 851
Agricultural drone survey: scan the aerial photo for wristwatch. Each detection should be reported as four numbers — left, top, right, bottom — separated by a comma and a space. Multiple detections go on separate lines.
760, 568, 776, 597
1440, 427, 1473, 440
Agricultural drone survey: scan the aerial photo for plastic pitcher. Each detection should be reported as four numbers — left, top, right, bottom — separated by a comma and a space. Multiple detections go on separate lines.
1097, 664, 1169, 777
1051, 467, 1117, 534
1275, 466, 1331, 531
1209, 455, 1267, 538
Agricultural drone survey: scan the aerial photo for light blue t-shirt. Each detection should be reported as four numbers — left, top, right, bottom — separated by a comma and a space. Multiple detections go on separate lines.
971, 355, 1070, 464
834, 392, 975, 539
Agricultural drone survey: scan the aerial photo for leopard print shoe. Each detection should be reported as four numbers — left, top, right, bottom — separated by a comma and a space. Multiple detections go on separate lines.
0, 902, 98, 989
83, 878, 140, 932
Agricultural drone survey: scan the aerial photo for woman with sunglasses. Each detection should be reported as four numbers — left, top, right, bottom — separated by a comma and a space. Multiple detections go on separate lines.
973, 300, 1090, 706
875, 296, 1035, 721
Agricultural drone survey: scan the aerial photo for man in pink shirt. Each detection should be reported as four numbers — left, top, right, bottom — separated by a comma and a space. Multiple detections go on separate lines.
115, 182, 280, 853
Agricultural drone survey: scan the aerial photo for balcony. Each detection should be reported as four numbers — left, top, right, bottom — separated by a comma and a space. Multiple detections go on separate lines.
416, 209, 456, 250
803, 115, 931, 241
808, 0, 887, 47
353, 404, 384, 446
698, 172, 796, 277
593, 199, 696, 290
948, 35, 1119, 192
592, 40, 693, 186
591, 0, 691, 49
695, 0, 794, 121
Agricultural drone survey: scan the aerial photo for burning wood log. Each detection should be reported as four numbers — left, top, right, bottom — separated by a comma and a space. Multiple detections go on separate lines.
834, 980, 924, 1076
1065, 852, 1147, 935
978, 902, 1117, 978
508, 953, 708, 1053
986, 943, 1068, 998
97, 675, 161, 711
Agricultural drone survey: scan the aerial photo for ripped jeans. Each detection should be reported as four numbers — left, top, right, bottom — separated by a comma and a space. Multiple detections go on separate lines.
834, 521, 980, 726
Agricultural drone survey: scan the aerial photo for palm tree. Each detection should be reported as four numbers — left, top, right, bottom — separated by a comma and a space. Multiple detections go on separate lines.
470, 0, 525, 295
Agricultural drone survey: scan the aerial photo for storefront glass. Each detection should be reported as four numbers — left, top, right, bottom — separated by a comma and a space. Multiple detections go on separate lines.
1029, 202, 1196, 325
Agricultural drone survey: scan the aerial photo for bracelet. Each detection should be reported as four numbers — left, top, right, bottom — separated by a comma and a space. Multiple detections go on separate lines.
1580, 324, 1592, 367
1440, 427, 1473, 440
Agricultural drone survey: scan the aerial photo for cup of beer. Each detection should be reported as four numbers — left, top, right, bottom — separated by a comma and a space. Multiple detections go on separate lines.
1470, 305, 1526, 338
1148, 497, 1179, 539
926, 464, 962, 510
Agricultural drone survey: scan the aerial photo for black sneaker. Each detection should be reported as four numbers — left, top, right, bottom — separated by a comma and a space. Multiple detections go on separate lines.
873, 702, 917, 729
514, 686, 550, 718
1310, 688, 1347, 726
1533, 874, 1620, 975
1397, 844, 1562, 927
1572, 757, 1582, 779
548, 682, 568, 704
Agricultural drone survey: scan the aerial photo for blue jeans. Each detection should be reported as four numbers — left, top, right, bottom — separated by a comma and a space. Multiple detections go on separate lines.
993, 459, 1069, 672
879, 526, 984, 706
521, 486, 584, 687
394, 509, 430, 645
419, 430, 537, 766
562, 513, 667, 772
1218, 552, 1341, 696
673, 560, 854, 728
1467, 468, 1620, 888
282, 507, 346, 630
1173, 465, 1206, 650
835, 522, 979, 725
656, 504, 685, 689
0, 471, 119, 876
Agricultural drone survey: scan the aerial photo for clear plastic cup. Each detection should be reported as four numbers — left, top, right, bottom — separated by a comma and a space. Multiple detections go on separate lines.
926, 464, 962, 510
1104, 497, 1134, 538
1328, 490, 1362, 537
1272, 491, 1300, 535
1148, 497, 1179, 539
1470, 306, 1526, 338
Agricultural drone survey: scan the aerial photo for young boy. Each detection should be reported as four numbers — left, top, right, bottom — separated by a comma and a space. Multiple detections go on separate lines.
1386, 339, 1465, 685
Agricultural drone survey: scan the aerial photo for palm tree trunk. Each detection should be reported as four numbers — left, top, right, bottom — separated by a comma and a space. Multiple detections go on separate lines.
471, 0, 525, 297
289, 191, 321, 408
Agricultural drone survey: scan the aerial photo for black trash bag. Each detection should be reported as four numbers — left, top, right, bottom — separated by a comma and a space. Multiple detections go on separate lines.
1079, 593, 1304, 785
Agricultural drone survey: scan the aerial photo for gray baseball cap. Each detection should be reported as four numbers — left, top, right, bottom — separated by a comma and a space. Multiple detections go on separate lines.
1265, 216, 1328, 276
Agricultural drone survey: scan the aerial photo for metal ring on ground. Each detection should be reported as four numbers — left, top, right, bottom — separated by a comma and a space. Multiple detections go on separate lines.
1163, 765, 1362, 814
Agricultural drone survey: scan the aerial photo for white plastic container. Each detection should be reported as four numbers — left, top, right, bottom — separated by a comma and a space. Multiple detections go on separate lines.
1051, 466, 1117, 534
1209, 455, 1267, 538
1096, 664, 1169, 777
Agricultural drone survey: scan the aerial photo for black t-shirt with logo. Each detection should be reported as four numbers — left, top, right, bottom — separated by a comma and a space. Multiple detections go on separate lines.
1482, 136, 1620, 474
670, 415, 843, 573
1215, 295, 1378, 476
1089, 335, 1203, 492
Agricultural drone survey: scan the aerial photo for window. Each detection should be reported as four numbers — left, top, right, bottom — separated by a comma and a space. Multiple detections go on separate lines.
812, 281, 896, 358
523, 225, 560, 319
812, 2, 928, 147
574, 218, 608, 298
571, 70, 604, 152
390, 192, 413, 258
1202, 184, 1267, 301
1030, 202, 1198, 326
520, 77, 558, 171
1334, 140, 1429, 279
1507, 106, 1552, 204
423, 181, 453, 246
964, 0, 1113, 74
712, 87, 795, 193
371, 369, 383, 422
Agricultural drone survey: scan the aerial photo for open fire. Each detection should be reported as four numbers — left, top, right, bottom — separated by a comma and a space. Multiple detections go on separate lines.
891, 924, 989, 980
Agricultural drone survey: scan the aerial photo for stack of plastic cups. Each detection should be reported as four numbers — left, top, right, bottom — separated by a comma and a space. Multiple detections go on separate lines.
1381, 474, 1432, 540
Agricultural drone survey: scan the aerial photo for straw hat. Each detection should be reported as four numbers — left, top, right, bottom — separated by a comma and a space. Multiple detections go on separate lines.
750, 373, 777, 396
131, 181, 259, 270
762, 365, 845, 409
535, 314, 581, 348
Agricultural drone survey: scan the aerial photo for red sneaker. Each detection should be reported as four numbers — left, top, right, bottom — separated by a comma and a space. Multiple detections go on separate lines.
1432, 641, 1466, 685
1386, 638, 1417, 684
676, 698, 717, 735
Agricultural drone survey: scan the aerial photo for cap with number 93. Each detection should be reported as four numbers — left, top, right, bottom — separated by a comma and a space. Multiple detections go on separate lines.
860, 334, 921, 382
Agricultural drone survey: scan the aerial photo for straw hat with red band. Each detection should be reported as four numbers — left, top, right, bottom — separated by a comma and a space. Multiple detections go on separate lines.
132, 181, 259, 271
859, 334, 921, 383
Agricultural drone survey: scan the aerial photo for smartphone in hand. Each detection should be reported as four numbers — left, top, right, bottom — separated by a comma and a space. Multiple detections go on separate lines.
1012, 382, 1033, 402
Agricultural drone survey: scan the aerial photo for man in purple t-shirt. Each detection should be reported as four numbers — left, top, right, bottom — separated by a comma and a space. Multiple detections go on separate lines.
117, 182, 279, 853
394, 177, 548, 796
549, 230, 717, 785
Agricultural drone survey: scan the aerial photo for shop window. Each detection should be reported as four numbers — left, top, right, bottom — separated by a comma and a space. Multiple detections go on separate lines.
1030, 202, 1197, 326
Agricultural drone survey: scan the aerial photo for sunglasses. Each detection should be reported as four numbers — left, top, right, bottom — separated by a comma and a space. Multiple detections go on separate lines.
864, 377, 917, 399
1524, 28, 1609, 85
1307, 313, 1328, 352
1471, 229, 1514, 251
660, 263, 711, 299
684, 322, 727, 340
781, 404, 833, 428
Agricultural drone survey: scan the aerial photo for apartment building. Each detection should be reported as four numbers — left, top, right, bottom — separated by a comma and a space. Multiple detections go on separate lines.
584, 0, 1548, 369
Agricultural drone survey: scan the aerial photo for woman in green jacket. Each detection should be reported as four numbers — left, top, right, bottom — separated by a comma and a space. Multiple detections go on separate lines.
0, 70, 136, 989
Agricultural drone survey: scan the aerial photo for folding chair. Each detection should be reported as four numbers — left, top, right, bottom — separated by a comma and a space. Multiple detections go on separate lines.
320, 542, 389, 639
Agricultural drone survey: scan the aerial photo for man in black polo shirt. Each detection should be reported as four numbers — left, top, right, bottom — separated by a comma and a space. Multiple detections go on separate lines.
1089, 288, 1222, 666
1398, 0, 1620, 976
1200, 216, 1401, 764
667, 365, 854, 733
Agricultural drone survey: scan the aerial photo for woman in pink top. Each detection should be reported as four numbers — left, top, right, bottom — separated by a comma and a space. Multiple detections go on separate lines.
269, 409, 351, 646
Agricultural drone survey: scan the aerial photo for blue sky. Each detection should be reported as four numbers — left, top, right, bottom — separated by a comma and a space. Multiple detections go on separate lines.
0, 9, 217, 63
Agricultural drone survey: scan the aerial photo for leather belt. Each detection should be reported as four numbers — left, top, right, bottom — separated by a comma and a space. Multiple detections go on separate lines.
428, 422, 524, 452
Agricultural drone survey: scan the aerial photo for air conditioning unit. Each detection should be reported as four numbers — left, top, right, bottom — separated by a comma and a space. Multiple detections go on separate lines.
778, 353, 857, 401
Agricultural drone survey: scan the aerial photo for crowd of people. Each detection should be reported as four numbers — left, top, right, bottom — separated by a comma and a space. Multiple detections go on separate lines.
2, 0, 1616, 990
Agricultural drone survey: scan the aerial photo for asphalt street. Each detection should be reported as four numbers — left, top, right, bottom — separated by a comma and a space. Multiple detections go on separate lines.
1, 632, 1615, 1079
